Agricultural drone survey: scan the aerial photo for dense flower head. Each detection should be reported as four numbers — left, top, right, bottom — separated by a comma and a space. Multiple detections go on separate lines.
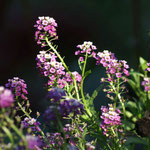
44, 98, 84, 122
36, 51, 82, 89
47, 87, 66, 103
34, 16, 58, 47
5, 77, 28, 100
60, 98, 84, 117
43, 105, 62, 122
36, 51, 65, 87
46, 132, 64, 149
25, 135, 42, 150
141, 77, 150, 92
96, 50, 129, 80
21, 117, 41, 132
75, 41, 97, 61
0, 86, 14, 108
100, 104, 123, 138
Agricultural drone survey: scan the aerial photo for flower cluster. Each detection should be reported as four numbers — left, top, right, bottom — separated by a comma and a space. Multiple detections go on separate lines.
145, 63, 150, 71
44, 105, 62, 122
75, 41, 97, 61
34, 16, 58, 47
141, 77, 150, 92
5, 77, 28, 100
60, 98, 84, 117
100, 104, 123, 139
63, 72, 82, 87
44, 98, 84, 123
47, 87, 66, 103
21, 117, 41, 132
46, 132, 64, 149
36, 51, 82, 89
96, 50, 129, 80
0, 86, 14, 108
36, 51, 65, 77
25, 135, 42, 150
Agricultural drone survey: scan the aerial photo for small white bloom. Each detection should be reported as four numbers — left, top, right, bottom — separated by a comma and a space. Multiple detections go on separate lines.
39, 51, 46, 54
38, 16, 44, 20
0, 86, 4, 92
45, 54, 52, 59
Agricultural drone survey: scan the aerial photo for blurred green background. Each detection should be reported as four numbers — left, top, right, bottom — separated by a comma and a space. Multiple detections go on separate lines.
0, 0, 150, 112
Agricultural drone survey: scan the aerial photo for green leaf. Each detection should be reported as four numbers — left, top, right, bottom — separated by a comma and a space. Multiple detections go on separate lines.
126, 136, 147, 145
2, 126, 14, 145
83, 70, 92, 79
139, 57, 147, 72
78, 58, 83, 71
90, 84, 104, 102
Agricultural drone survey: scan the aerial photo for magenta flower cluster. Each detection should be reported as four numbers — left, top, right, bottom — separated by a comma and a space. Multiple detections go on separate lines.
75, 41, 97, 62
34, 16, 58, 47
141, 77, 150, 92
0, 86, 14, 108
21, 117, 41, 132
142, 63, 150, 92
25, 135, 42, 150
100, 104, 123, 138
36, 51, 82, 89
96, 50, 129, 80
145, 63, 150, 71
5, 77, 28, 100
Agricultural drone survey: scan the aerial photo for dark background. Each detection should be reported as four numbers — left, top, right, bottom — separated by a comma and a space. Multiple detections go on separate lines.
1, 0, 150, 112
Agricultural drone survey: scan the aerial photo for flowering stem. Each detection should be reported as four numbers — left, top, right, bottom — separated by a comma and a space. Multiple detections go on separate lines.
80, 52, 92, 116
45, 37, 80, 100
5, 116, 28, 150
17, 101, 51, 147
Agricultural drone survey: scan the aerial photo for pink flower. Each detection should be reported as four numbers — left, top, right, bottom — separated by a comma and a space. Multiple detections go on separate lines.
0, 87, 14, 108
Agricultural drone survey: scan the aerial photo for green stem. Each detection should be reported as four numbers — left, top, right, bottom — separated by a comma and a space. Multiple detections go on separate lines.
5, 116, 28, 150
17, 102, 51, 147
1, 126, 14, 150
45, 37, 80, 100
148, 137, 150, 150
80, 52, 91, 116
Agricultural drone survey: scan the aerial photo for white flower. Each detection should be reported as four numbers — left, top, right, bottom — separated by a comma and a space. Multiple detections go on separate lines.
38, 16, 44, 20
0, 86, 4, 92
45, 54, 52, 59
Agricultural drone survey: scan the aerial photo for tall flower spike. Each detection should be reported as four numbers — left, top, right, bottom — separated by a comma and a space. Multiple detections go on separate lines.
34, 16, 58, 47
75, 41, 97, 61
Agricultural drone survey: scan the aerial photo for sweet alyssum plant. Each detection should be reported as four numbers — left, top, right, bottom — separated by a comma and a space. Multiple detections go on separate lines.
0, 16, 150, 150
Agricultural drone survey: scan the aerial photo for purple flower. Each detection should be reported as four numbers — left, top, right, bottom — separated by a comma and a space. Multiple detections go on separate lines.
100, 104, 123, 139
0, 86, 14, 108
43, 105, 62, 122
75, 41, 97, 58
34, 16, 58, 47
141, 77, 150, 92
60, 98, 84, 117
21, 117, 41, 132
47, 87, 66, 103
5, 77, 28, 100
25, 135, 42, 150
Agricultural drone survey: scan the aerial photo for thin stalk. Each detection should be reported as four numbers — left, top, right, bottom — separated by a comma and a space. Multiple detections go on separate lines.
5, 116, 28, 150
17, 101, 50, 147
148, 137, 150, 150
80, 52, 91, 116
1, 126, 14, 150
45, 37, 80, 100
